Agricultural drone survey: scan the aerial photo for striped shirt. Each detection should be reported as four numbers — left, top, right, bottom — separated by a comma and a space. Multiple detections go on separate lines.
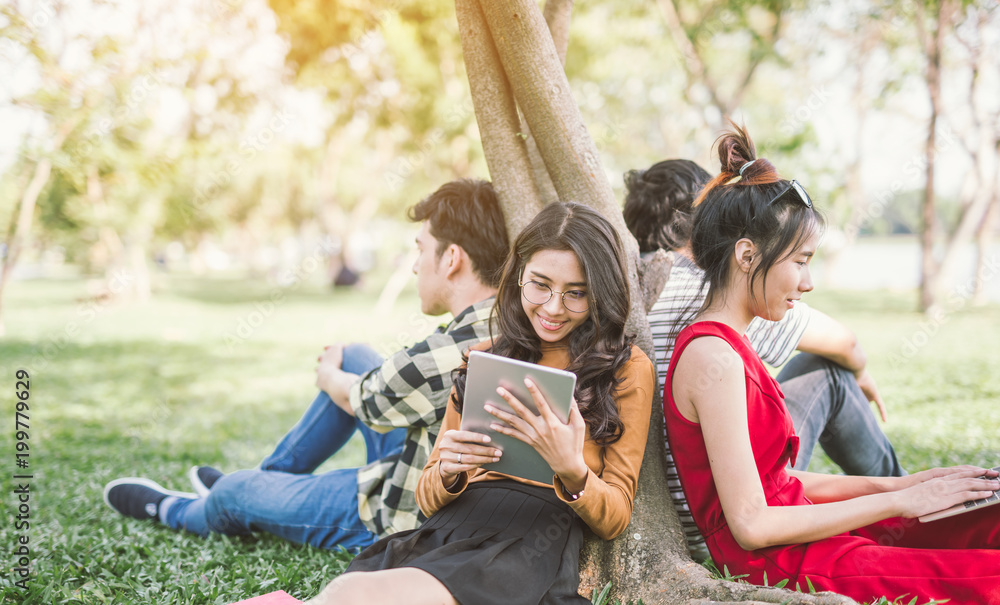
648, 254, 810, 561
351, 298, 495, 537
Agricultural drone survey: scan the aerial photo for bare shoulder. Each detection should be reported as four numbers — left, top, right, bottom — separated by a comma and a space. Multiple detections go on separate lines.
674, 335, 743, 379
672, 336, 745, 421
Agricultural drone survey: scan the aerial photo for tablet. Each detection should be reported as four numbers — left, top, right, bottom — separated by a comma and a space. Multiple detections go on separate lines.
460, 350, 577, 484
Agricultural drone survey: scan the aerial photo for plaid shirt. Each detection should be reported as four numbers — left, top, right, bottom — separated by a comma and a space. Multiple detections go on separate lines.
351, 298, 494, 537
648, 254, 809, 560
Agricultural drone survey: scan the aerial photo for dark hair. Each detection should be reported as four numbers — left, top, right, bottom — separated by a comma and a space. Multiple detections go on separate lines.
623, 159, 711, 253
453, 202, 634, 445
408, 179, 509, 288
691, 123, 824, 316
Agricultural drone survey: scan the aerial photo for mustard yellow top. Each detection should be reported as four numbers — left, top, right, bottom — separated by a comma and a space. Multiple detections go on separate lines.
415, 343, 655, 540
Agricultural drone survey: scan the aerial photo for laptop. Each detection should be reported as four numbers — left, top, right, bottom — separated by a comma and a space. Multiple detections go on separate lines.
918, 466, 1000, 523
460, 351, 577, 484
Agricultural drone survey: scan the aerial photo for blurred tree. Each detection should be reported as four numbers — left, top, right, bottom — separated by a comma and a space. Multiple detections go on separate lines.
941, 0, 999, 306
0, 0, 120, 332
914, 0, 958, 313
0, 0, 305, 321
910, 0, 999, 312
656, 0, 788, 128
266, 0, 483, 283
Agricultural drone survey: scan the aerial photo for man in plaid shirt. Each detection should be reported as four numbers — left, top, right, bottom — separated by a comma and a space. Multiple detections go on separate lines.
104, 179, 509, 550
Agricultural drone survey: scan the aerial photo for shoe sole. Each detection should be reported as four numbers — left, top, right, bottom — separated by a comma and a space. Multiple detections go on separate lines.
187, 466, 213, 498
103, 477, 198, 512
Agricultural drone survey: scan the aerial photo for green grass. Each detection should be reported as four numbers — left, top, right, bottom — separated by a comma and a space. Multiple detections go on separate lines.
1, 276, 998, 604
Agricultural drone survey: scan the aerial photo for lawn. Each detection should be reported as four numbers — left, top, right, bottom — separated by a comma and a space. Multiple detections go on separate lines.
1, 275, 998, 604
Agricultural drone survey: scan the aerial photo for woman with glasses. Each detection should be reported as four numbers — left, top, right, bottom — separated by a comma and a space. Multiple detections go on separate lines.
663, 124, 1000, 604
306, 202, 655, 605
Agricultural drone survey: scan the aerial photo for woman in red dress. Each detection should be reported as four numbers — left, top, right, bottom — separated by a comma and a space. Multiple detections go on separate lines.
663, 124, 1000, 605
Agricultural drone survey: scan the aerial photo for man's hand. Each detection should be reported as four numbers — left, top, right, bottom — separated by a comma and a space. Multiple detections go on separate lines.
854, 369, 887, 422
315, 344, 358, 415
318, 344, 344, 371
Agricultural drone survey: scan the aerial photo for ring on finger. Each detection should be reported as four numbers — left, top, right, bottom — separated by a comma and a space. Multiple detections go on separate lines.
457, 452, 462, 464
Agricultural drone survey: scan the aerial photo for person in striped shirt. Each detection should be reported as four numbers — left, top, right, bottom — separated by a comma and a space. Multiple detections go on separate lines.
623, 159, 905, 561
104, 179, 509, 551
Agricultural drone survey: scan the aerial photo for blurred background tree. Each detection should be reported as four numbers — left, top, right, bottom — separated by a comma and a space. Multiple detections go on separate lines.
1, 0, 997, 333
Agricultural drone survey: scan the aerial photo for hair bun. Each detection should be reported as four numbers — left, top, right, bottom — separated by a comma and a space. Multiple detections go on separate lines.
715, 122, 757, 175
713, 122, 779, 185
693, 122, 782, 206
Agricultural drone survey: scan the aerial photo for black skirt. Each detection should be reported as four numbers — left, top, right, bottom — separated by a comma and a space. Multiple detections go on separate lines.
346, 480, 590, 605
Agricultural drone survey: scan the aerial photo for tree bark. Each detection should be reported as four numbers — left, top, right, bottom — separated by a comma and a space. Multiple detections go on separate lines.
477, 0, 619, 222
455, 0, 543, 243
639, 250, 674, 314
0, 158, 51, 336
519, 0, 574, 207
542, 0, 573, 67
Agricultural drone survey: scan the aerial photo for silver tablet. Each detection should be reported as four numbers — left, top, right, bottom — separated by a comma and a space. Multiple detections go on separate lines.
460, 350, 577, 484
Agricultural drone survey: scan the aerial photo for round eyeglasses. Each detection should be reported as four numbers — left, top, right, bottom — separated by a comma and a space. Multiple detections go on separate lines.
518, 280, 589, 313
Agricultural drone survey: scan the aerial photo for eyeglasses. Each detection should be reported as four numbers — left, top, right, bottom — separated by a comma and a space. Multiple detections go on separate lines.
518, 279, 589, 313
766, 180, 813, 209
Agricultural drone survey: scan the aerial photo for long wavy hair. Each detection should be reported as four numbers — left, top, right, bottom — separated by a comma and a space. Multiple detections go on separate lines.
451, 202, 634, 446
692, 123, 825, 318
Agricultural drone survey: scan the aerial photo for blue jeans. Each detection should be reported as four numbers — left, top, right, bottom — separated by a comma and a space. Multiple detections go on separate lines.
165, 343, 406, 550
777, 353, 906, 476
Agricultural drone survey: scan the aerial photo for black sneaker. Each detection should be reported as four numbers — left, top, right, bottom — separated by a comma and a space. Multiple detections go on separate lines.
103, 478, 196, 521
188, 466, 224, 498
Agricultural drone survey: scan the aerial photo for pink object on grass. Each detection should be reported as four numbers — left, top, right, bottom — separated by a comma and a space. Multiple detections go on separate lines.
228, 590, 302, 604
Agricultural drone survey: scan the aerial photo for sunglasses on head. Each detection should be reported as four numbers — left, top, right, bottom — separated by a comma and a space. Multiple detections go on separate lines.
766, 180, 813, 209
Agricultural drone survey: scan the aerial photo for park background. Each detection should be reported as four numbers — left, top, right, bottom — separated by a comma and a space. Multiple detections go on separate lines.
1, 0, 998, 603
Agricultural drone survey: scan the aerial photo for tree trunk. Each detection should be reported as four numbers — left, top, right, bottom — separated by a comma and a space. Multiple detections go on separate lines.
542, 0, 573, 67
917, 0, 955, 313
0, 158, 51, 337
455, 0, 543, 243
519, 0, 574, 207
972, 192, 999, 306
460, 1, 856, 602
477, 0, 619, 223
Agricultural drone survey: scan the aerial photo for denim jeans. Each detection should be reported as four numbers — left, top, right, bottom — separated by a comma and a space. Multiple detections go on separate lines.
165, 343, 406, 550
777, 353, 906, 477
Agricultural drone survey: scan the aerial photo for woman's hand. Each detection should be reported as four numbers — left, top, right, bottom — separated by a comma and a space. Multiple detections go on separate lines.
435, 429, 502, 487
488, 377, 589, 491
895, 465, 997, 490
893, 466, 999, 518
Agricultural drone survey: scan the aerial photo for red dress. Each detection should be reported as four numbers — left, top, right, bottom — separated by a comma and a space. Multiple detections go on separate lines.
664, 321, 1000, 605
